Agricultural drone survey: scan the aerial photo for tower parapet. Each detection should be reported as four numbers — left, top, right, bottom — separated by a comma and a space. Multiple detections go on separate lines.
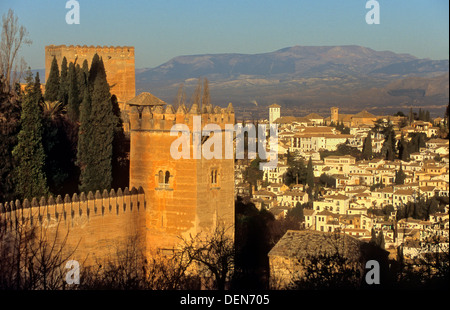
126, 92, 235, 132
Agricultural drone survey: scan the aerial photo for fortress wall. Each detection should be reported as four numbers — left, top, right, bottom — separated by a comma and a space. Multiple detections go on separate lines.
0, 187, 146, 267
45, 45, 136, 107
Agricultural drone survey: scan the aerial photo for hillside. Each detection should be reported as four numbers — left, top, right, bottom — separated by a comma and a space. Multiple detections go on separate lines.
135, 45, 448, 119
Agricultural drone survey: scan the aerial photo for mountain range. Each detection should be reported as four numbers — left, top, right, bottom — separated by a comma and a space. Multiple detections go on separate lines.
136, 45, 449, 119
32, 45, 449, 119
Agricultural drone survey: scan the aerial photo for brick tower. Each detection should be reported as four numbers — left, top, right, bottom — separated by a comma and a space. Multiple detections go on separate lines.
331, 106, 339, 124
126, 92, 235, 252
45, 45, 135, 110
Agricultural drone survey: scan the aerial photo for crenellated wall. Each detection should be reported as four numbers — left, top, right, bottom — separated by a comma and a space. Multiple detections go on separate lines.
45, 44, 136, 108
127, 102, 235, 132
0, 187, 146, 266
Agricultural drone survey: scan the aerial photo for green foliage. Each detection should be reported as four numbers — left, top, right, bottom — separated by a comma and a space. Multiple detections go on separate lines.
0, 76, 21, 202
407, 132, 426, 154
58, 57, 68, 106
243, 156, 264, 190
398, 134, 409, 161
12, 72, 49, 200
396, 196, 444, 221
44, 56, 60, 102
77, 54, 117, 193
286, 202, 305, 223
284, 152, 307, 186
380, 121, 396, 161
319, 173, 336, 188
362, 134, 372, 160
67, 62, 80, 122
395, 165, 407, 185
306, 157, 314, 189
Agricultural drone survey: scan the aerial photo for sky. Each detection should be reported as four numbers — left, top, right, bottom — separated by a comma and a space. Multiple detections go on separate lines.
1, 0, 449, 70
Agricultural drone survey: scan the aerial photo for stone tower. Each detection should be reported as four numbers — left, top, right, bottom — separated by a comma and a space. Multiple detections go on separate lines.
126, 92, 235, 252
45, 45, 135, 110
269, 103, 281, 124
331, 107, 339, 124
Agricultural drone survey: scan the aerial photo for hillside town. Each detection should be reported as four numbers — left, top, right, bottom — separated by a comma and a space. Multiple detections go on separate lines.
235, 105, 449, 269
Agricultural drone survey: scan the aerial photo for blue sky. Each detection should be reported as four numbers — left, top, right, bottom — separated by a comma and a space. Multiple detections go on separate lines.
1, 0, 448, 69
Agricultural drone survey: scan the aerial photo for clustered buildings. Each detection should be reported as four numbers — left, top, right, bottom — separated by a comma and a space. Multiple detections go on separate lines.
235, 105, 449, 267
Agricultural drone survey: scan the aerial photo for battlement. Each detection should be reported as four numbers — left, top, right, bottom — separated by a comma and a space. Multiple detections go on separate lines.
0, 187, 145, 233
128, 102, 235, 131
45, 44, 135, 57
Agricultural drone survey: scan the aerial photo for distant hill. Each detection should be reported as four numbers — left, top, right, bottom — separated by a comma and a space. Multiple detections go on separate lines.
135, 45, 448, 118
32, 45, 449, 119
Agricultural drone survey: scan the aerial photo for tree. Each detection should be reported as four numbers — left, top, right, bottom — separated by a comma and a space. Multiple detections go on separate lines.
284, 151, 307, 186
395, 165, 406, 185
376, 231, 385, 250
306, 157, 314, 189
77, 76, 93, 192
66, 61, 80, 122
44, 56, 60, 102
287, 202, 305, 224
11, 71, 48, 200
0, 9, 31, 97
78, 54, 116, 192
398, 134, 409, 161
58, 56, 68, 106
0, 74, 21, 202
362, 134, 372, 160
180, 225, 235, 290
244, 156, 264, 191
380, 121, 396, 161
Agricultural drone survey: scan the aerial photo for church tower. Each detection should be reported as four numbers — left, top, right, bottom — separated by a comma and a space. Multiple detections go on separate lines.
126, 92, 235, 252
331, 107, 339, 125
269, 103, 281, 124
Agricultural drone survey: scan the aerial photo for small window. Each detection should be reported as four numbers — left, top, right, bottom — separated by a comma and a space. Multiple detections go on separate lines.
211, 169, 218, 185
158, 170, 164, 184
165, 171, 170, 184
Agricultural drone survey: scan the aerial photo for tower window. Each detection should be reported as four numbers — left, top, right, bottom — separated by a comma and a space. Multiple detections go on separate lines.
157, 170, 171, 189
165, 171, 170, 184
158, 170, 164, 184
211, 169, 218, 186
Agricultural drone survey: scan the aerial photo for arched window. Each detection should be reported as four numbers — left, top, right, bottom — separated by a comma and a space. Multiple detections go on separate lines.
211, 169, 218, 185
158, 170, 164, 184
165, 171, 170, 184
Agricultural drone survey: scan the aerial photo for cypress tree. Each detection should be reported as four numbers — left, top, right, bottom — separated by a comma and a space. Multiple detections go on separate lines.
78, 54, 116, 192
77, 77, 93, 192
59, 56, 69, 106
395, 165, 406, 185
12, 72, 49, 200
398, 134, 409, 161
306, 157, 314, 189
67, 61, 80, 122
376, 231, 385, 249
44, 56, 60, 102
362, 134, 372, 160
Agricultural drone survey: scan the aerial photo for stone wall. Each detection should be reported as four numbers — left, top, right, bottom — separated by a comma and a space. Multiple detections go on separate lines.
0, 187, 146, 267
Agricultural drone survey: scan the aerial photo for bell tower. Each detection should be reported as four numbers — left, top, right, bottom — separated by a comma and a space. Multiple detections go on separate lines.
331, 107, 339, 124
